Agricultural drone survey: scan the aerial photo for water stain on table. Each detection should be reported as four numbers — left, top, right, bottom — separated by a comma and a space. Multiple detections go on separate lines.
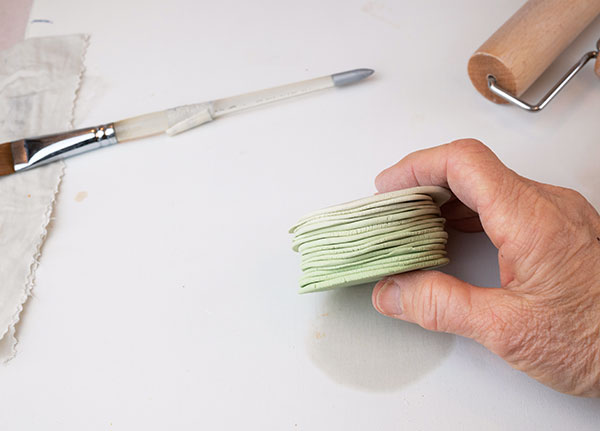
74, 191, 88, 202
361, 0, 403, 29
307, 284, 455, 392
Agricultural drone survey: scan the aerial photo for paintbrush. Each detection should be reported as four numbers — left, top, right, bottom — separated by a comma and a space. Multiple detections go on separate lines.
0, 68, 373, 176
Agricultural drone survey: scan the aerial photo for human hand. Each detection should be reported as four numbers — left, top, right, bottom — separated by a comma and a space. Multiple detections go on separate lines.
372, 139, 600, 397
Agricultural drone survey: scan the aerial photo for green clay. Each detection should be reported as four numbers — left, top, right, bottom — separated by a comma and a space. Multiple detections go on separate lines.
302, 249, 447, 273
301, 243, 447, 270
300, 252, 448, 282
290, 186, 452, 293
292, 215, 444, 250
290, 186, 451, 231
292, 203, 440, 236
297, 228, 447, 253
299, 258, 450, 293
301, 237, 447, 263
291, 200, 436, 235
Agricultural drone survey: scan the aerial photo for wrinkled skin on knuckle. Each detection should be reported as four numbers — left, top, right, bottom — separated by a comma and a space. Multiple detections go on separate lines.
414, 273, 469, 334
449, 140, 506, 206
475, 169, 527, 249
415, 273, 486, 337
416, 274, 444, 332
448, 139, 490, 158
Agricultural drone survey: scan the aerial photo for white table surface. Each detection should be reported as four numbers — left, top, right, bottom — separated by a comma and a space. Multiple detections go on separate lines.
2, 0, 599, 429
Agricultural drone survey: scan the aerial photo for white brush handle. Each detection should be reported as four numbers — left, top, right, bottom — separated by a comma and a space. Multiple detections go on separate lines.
212, 75, 334, 117
113, 111, 168, 142
113, 69, 372, 142
113, 103, 213, 142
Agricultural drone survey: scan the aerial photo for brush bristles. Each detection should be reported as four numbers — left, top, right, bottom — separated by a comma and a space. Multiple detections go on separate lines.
0, 143, 15, 176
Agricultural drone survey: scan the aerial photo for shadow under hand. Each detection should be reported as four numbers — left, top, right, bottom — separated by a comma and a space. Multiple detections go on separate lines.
307, 284, 455, 392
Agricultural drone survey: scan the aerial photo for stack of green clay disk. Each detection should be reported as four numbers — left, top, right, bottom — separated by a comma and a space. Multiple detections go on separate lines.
289, 186, 452, 293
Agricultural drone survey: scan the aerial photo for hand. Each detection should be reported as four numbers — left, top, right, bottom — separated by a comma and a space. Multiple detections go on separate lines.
372, 139, 600, 397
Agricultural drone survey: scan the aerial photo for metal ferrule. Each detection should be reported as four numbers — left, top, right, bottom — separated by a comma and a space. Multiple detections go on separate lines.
10, 123, 117, 172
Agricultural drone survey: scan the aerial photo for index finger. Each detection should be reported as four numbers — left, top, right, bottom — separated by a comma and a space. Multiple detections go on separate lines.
375, 139, 521, 247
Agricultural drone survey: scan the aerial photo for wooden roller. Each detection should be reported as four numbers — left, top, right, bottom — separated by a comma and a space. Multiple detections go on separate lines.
468, 0, 600, 104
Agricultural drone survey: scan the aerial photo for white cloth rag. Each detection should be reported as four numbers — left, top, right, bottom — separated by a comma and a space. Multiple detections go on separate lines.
0, 34, 88, 361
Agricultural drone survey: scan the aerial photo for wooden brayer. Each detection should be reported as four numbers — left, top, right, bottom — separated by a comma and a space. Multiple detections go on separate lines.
468, 0, 600, 111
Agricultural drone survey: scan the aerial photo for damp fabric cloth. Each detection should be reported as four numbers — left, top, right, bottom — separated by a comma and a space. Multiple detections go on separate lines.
0, 35, 88, 361
290, 186, 452, 293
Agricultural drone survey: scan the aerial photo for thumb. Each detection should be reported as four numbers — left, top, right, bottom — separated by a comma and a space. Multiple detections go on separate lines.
373, 271, 504, 342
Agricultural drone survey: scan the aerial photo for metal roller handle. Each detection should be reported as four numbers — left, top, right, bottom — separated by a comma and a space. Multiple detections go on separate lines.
487, 39, 599, 112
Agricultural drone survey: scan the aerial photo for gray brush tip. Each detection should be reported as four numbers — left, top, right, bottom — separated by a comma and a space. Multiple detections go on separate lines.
331, 68, 375, 87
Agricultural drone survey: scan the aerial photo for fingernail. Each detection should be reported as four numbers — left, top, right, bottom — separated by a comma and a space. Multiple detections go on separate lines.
375, 278, 403, 317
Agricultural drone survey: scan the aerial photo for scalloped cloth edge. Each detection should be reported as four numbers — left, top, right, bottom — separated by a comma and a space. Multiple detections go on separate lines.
0, 34, 89, 362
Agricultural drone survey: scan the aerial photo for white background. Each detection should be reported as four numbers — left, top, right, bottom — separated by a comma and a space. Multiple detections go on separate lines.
1, 0, 599, 429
